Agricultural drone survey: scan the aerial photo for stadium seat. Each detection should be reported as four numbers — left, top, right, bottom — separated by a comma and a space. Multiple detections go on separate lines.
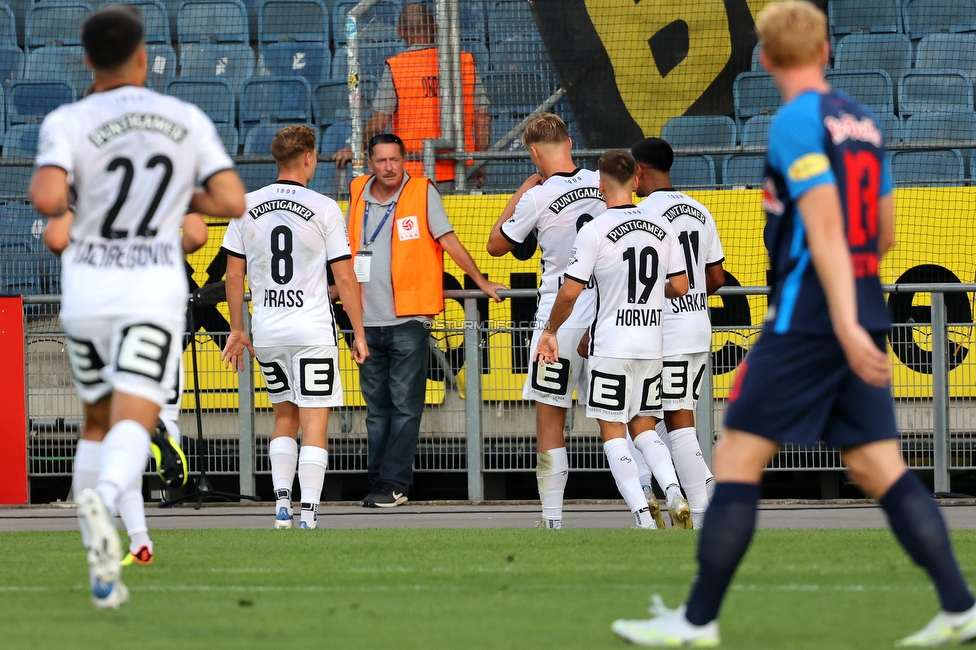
483, 70, 550, 115
236, 161, 279, 191
491, 36, 554, 75
359, 21, 399, 43
313, 80, 350, 125
0, 85, 5, 135
898, 71, 974, 116
177, 0, 248, 44
0, 43, 24, 86
739, 114, 773, 149
904, 0, 976, 40
87, 0, 172, 43
670, 155, 717, 189
332, 0, 399, 45
874, 112, 903, 144
889, 149, 965, 185
915, 34, 976, 83
824, 70, 894, 114
828, 0, 901, 35
26, 45, 92, 99
0, 2, 15, 46
487, 0, 538, 41
179, 42, 255, 92
660, 115, 736, 152
215, 122, 239, 154
462, 41, 489, 76
732, 71, 780, 122
0, 164, 31, 196
2, 121, 39, 157
259, 41, 331, 86
0, 200, 41, 295
833, 34, 912, 90
242, 120, 282, 155
26, 2, 91, 49
239, 75, 312, 135
423, 0, 487, 43
751, 43, 762, 71
257, 0, 329, 50
165, 77, 236, 124
721, 154, 764, 188
6, 79, 74, 127
904, 110, 976, 145
146, 43, 176, 90
357, 40, 403, 80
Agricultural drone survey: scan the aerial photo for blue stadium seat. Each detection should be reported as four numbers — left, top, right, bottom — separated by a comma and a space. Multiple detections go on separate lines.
833, 34, 912, 89
179, 42, 255, 92
319, 117, 351, 155
236, 161, 278, 191
733, 71, 780, 122
257, 0, 329, 49
828, 0, 902, 35
751, 43, 762, 71
824, 70, 894, 114
0, 165, 30, 196
0, 200, 42, 295
487, 0, 537, 41
721, 154, 764, 188
359, 21, 399, 43
332, 0, 399, 45
165, 77, 236, 123
239, 76, 312, 135
0, 85, 5, 135
670, 155, 717, 189
661, 115, 736, 152
4, 0, 27, 48
904, 110, 976, 144
88, 0, 173, 42
356, 40, 403, 80
0, 43, 24, 86
3, 121, 39, 157
260, 42, 331, 86
0, 2, 15, 46
422, 0, 487, 43
480, 112, 533, 192
904, 0, 976, 40
491, 36, 553, 74
915, 34, 976, 83
146, 43, 176, 90
889, 149, 965, 184
6, 79, 74, 126
215, 122, 239, 153
329, 48, 381, 103
26, 45, 92, 99
311, 120, 353, 196
242, 120, 282, 155
177, 0, 248, 44
739, 114, 772, 149
26, 2, 91, 49
898, 71, 974, 116
313, 80, 349, 125
462, 41, 489, 76
874, 112, 903, 144
483, 70, 550, 115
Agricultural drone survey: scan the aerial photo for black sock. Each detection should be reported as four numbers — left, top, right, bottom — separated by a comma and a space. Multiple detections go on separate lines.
684, 482, 760, 626
880, 471, 975, 613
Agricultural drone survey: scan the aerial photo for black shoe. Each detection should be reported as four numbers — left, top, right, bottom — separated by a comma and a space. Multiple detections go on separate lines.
150, 419, 187, 488
361, 490, 380, 507
368, 485, 408, 508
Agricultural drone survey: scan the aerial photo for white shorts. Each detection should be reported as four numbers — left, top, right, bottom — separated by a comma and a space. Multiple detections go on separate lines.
255, 345, 343, 408
585, 355, 663, 423
62, 315, 184, 409
662, 352, 708, 412
159, 355, 184, 423
522, 327, 588, 408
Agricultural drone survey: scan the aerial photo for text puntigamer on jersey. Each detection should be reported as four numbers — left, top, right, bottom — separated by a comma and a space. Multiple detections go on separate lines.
661, 202, 707, 225
547, 187, 604, 214
605, 219, 667, 243
248, 200, 315, 221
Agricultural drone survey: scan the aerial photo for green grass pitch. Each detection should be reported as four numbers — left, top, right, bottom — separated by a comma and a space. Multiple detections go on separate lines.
1, 528, 974, 649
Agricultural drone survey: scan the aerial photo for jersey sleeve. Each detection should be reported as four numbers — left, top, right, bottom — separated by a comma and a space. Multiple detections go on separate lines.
664, 225, 687, 279
704, 217, 725, 266
35, 109, 75, 174
322, 201, 352, 263
220, 216, 245, 258
768, 98, 836, 201
192, 109, 235, 186
426, 185, 455, 239
498, 191, 539, 245
564, 222, 597, 285
880, 155, 894, 197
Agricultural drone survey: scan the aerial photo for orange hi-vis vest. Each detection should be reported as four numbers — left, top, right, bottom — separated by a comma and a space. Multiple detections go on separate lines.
348, 174, 445, 317
387, 47, 477, 182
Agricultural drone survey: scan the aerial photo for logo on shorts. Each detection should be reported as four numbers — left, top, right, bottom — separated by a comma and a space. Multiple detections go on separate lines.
588, 371, 625, 410
531, 358, 570, 396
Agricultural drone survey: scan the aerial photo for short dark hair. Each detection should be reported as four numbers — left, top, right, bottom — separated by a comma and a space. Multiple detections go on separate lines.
631, 137, 674, 173
81, 5, 144, 71
368, 133, 405, 157
598, 149, 637, 186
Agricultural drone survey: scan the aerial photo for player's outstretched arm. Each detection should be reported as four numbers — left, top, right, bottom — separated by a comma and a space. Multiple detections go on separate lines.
798, 184, 889, 388
189, 170, 246, 220
665, 272, 689, 298
220, 254, 254, 371
439, 232, 507, 301
486, 174, 542, 256
43, 210, 73, 257
181, 212, 208, 254
705, 262, 726, 295
878, 193, 896, 258
30, 167, 71, 218
330, 258, 369, 364
534, 277, 585, 365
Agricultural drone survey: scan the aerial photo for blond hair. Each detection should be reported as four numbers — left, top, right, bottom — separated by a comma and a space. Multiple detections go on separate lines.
755, 1, 827, 69
271, 125, 317, 163
521, 112, 569, 147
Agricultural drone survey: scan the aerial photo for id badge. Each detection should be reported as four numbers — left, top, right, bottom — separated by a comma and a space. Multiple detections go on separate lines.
354, 251, 372, 282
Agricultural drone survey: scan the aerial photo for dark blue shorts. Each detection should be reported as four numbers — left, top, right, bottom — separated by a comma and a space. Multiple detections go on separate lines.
723, 329, 897, 449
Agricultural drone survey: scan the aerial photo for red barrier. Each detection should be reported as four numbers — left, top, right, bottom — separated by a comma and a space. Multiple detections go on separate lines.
0, 296, 28, 504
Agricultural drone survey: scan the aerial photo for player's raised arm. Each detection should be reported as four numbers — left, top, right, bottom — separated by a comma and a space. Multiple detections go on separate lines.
189, 169, 246, 220
181, 212, 208, 254
487, 173, 542, 257
330, 258, 369, 364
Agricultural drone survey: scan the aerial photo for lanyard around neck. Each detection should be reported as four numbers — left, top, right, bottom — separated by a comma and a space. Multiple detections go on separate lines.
362, 201, 396, 249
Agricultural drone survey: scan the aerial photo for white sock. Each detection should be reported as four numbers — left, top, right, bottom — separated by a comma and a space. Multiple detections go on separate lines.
270, 437, 299, 515
298, 446, 328, 528
536, 447, 568, 529
73, 439, 101, 548
116, 474, 152, 553
669, 427, 710, 526
705, 476, 715, 500
604, 438, 653, 527
96, 420, 151, 516
162, 418, 181, 446
632, 429, 682, 507
626, 434, 653, 498
655, 420, 673, 454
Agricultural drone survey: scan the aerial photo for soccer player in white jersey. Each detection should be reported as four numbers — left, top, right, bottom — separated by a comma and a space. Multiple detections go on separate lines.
487, 113, 605, 530
221, 125, 369, 530
633, 137, 726, 529
29, 5, 245, 609
535, 149, 692, 529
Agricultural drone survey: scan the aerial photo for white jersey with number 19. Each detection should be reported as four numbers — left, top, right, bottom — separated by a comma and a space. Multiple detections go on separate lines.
36, 86, 233, 321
